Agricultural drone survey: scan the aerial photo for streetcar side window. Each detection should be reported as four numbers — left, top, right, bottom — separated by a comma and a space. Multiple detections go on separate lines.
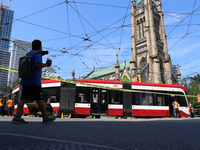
42, 87, 60, 103
175, 92, 187, 106
154, 94, 165, 106
76, 87, 90, 103
141, 92, 153, 105
132, 92, 140, 105
132, 91, 153, 105
109, 90, 123, 104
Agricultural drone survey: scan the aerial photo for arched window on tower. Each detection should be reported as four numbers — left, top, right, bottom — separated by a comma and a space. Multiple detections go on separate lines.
159, 58, 165, 84
139, 57, 148, 82
139, 57, 147, 69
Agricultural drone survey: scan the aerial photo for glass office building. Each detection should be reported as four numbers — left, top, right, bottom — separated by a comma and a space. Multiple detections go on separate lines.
0, 5, 14, 92
7, 39, 31, 87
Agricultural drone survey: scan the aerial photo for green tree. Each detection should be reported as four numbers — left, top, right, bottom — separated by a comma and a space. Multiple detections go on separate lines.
186, 74, 200, 108
13, 79, 20, 88
42, 67, 56, 76
2, 86, 12, 93
193, 74, 200, 83
119, 75, 135, 82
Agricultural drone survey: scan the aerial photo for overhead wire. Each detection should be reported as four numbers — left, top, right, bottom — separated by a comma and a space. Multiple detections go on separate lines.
14, 2, 66, 22
167, 6, 200, 36
13, 18, 83, 39
168, 0, 199, 50
53, 48, 115, 67
66, 3, 72, 48
71, 0, 102, 67
67, 2, 116, 50
11, 0, 200, 79
186, 0, 197, 33
45, 7, 133, 67
181, 56, 200, 67
67, 1, 130, 9
118, 0, 131, 60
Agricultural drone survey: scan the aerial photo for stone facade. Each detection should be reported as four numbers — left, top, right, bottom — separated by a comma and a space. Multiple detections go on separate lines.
86, 0, 181, 85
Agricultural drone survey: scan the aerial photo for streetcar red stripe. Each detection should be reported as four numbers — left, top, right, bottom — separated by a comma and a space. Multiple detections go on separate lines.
132, 109, 169, 117
75, 108, 90, 115
132, 109, 190, 117
108, 109, 123, 116
41, 80, 61, 84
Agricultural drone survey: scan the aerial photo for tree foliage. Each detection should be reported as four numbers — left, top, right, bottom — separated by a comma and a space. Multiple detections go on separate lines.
186, 74, 200, 108
2, 86, 12, 93
119, 75, 135, 82
2, 79, 21, 93
42, 67, 56, 76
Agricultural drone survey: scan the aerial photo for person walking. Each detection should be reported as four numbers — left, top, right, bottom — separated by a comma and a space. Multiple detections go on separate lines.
7, 99, 13, 116
172, 100, 179, 118
189, 102, 194, 118
0, 98, 4, 115
12, 39, 56, 124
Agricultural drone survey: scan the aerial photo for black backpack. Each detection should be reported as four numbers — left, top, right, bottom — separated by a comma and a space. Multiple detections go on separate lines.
18, 51, 39, 79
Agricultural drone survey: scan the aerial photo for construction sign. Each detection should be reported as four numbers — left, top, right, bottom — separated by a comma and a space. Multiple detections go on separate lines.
198, 94, 200, 102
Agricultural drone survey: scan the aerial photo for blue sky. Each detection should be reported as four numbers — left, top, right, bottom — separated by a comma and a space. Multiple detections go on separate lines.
5, 0, 200, 79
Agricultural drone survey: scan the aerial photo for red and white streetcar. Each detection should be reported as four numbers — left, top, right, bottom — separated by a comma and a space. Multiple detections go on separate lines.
11, 79, 190, 117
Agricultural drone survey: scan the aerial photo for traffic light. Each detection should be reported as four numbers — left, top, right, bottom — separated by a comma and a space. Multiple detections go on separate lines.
137, 75, 141, 82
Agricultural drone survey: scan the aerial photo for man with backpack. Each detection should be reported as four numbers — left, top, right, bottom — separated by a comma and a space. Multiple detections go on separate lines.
12, 39, 56, 124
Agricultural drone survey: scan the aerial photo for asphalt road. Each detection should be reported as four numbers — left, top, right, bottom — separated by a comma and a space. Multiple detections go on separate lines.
0, 116, 199, 150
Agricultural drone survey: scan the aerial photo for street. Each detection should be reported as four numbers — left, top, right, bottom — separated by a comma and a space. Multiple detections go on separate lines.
0, 116, 200, 150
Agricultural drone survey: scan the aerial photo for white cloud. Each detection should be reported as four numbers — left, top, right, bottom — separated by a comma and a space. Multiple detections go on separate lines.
170, 42, 200, 58
164, 13, 183, 25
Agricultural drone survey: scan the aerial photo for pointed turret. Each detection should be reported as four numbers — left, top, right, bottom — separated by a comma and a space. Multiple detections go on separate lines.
177, 65, 182, 85
115, 54, 120, 80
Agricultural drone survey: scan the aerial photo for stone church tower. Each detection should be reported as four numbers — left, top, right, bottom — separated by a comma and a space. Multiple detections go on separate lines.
85, 0, 182, 85
129, 0, 172, 84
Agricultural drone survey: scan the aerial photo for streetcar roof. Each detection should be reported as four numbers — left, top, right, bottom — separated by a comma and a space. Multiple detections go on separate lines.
76, 79, 123, 84
131, 82, 186, 92
77, 79, 186, 92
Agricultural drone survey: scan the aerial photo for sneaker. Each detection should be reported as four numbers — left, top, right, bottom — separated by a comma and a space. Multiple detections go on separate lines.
43, 116, 56, 124
12, 117, 28, 124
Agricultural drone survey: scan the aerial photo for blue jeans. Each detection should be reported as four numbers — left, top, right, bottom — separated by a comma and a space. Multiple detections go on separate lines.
174, 108, 179, 118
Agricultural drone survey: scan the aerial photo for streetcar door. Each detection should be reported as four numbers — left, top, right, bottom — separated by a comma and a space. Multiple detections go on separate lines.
91, 89, 99, 114
169, 96, 174, 117
99, 89, 107, 114
91, 89, 108, 114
